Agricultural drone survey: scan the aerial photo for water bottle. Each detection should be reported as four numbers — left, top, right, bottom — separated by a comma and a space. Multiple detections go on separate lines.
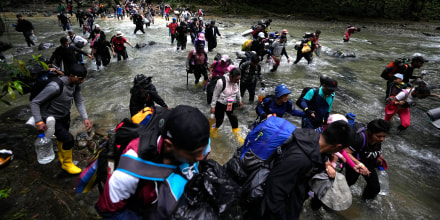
34, 133, 55, 164
377, 166, 389, 195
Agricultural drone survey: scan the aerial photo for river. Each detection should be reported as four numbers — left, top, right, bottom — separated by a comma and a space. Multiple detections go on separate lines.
1, 12, 439, 219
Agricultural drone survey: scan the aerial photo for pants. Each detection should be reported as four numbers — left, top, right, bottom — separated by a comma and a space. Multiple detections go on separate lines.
134, 25, 145, 34
294, 50, 312, 64
193, 64, 207, 84
115, 48, 128, 61
384, 104, 410, 128
345, 158, 380, 199
54, 115, 74, 150
61, 23, 71, 31
177, 38, 186, 50
117, 14, 123, 20
215, 102, 239, 129
240, 81, 257, 103
23, 31, 35, 47
170, 33, 176, 44
301, 116, 322, 129
207, 38, 217, 51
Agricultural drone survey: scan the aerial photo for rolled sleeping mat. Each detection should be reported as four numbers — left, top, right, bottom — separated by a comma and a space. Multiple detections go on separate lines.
427, 107, 440, 129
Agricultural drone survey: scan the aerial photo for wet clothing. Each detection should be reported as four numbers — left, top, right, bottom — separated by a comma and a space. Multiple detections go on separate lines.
205, 25, 221, 51
168, 22, 178, 44
133, 14, 145, 34
129, 83, 168, 117
239, 61, 262, 103
294, 39, 315, 64
262, 128, 326, 220
111, 36, 129, 61
300, 87, 334, 129
49, 44, 88, 73
91, 37, 111, 67
30, 76, 88, 150
187, 49, 208, 84
270, 40, 289, 67
384, 88, 414, 129
346, 128, 382, 199
15, 18, 35, 47
211, 74, 241, 129
176, 23, 188, 50
257, 97, 306, 121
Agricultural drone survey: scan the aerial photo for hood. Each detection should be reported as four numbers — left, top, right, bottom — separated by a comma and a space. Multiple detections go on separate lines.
292, 128, 322, 164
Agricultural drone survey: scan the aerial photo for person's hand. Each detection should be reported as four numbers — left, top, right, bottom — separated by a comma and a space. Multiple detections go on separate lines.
376, 157, 384, 167
210, 108, 215, 114
220, 36, 222, 39
36, 122, 47, 133
287, 58, 290, 63
239, 102, 243, 108
87, 54, 93, 59
112, 52, 116, 57
84, 119, 92, 131
326, 164, 336, 178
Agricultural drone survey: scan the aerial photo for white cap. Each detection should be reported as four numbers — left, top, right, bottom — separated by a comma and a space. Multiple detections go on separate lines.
258, 32, 265, 38
221, 55, 229, 62
94, 24, 100, 28
394, 73, 403, 80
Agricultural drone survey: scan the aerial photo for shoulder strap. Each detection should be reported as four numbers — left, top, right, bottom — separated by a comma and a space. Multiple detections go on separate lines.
117, 154, 176, 181
221, 76, 226, 92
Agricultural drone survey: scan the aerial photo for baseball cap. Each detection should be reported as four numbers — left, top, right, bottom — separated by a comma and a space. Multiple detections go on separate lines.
69, 64, 88, 78
258, 32, 265, 38
221, 54, 229, 62
323, 78, 339, 91
165, 105, 210, 151
393, 73, 404, 80
95, 24, 100, 29
282, 29, 288, 34
275, 84, 291, 98
412, 56, 428, 63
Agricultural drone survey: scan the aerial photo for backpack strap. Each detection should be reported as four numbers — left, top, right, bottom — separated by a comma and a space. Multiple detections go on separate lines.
356, 127, 367, 160
117, 154, 176, 181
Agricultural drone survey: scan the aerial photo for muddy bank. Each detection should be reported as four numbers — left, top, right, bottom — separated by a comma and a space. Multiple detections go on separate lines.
0, 105, 101, 219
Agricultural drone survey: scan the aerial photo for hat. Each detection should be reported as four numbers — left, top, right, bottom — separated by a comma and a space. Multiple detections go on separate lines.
327, 114, 348, 124
197, 33, 205, 41
323, 78, 339, 91
412, 56, 428, 63
69, 64, 88, 78
304, 32, 314, 38
221, 55, 229, 62
393, 73, 404, 80
165, 105, 210, 151
116, 31, 123, 37
282, 29, 288, 34
320, 172, 352, 211
67, 30, 74, 34
275, 84, 291, 98
258, 32, 265, 38
94, 24, 100, 29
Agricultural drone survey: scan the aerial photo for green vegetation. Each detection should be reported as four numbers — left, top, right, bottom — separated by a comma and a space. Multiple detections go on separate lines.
0, 55, 48, 105
0, 188, 11, 199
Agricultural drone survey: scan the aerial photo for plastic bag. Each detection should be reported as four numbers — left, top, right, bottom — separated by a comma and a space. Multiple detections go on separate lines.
31, 34, 38, 43
170, 159, 242, 220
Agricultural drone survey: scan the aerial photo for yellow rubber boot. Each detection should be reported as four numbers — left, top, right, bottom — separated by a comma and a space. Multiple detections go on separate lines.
232, 128, 244, 145
57, 141, 64, 164
210, 127, 219, 139
59, 146, 82, 174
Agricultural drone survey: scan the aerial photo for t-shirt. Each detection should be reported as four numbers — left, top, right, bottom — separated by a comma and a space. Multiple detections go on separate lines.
112, 37, 127, 51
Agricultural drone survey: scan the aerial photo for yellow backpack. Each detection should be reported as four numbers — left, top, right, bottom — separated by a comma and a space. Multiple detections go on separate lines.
241, 39, 253, 51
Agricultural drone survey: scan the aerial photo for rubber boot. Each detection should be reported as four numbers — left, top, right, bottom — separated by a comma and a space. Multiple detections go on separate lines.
57, 141, 64, 164
58, 143, 82, 174
210, 127, 219, 139
232, 128, 244, 145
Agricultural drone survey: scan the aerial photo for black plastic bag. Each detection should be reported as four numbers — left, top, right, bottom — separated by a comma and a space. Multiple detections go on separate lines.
170, 159, 242, 220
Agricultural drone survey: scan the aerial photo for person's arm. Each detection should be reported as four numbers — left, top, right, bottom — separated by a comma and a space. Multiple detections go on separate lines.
149, 87, 168, 108
210, 79, 223, 112
30, 82, 61, 131
186, 50, 193, 70
208, 62, 215, 79
217, 27, 222, 39
287, 101, 306, 117
344, 147, 371, 176
256, 98, 269, 120
300, 89, 316, 117
281, 46, 290, 62
73, 85, 92, 130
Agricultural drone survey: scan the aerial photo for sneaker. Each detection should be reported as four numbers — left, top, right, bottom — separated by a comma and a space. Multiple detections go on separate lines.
45, 116, 56, 137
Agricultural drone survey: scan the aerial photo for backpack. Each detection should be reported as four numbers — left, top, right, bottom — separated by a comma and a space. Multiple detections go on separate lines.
295, 87, 318, 109
206, 75, 226, 105
241, 39, 253, 51
380, 58, 410, 80
29, 70, 64, 101
75, 106, 165, 194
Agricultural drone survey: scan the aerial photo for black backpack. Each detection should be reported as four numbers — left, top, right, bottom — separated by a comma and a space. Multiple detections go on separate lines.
29, 71, 64, 101
206, 76, 226, 105
295, 87, 318, 109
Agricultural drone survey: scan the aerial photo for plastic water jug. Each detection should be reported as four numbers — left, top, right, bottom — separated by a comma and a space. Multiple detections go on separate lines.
258, 88, 266, 102
34, 133, 55, 164
377, 166, 389, 195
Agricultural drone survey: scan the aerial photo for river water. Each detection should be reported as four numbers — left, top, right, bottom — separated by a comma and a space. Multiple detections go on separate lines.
1, 13, 439, 219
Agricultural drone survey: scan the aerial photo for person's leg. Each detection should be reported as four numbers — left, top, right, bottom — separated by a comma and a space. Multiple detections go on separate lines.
362, 166, 380, 199
248, 82, 257, 103
384, 103, 397, 121
54, 116, 81, 174
122, 48, 128, 60
194, 68, 201, 84
293, 50, 303, 64
345, 163, 361, 186
398, 107, 411, 129
240, 82, 247, 98
95, 53, 102, 68
214, 102, 226, 128
116, 51, 122, 61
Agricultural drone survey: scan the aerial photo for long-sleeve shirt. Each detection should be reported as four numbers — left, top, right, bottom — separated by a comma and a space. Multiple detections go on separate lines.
30, 76, 88, 123
271, 40, 289, 58
49, 45, 88, 72
211, 74, 241, 108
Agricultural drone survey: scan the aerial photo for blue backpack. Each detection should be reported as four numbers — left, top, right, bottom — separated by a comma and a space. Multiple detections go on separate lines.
240, 116, 296, 172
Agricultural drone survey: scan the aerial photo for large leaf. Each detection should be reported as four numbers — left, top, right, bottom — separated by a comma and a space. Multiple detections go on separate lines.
7, 86, 15, 99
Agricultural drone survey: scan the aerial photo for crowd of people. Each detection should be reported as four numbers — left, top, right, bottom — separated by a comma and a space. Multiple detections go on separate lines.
4, 0, 439, 220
